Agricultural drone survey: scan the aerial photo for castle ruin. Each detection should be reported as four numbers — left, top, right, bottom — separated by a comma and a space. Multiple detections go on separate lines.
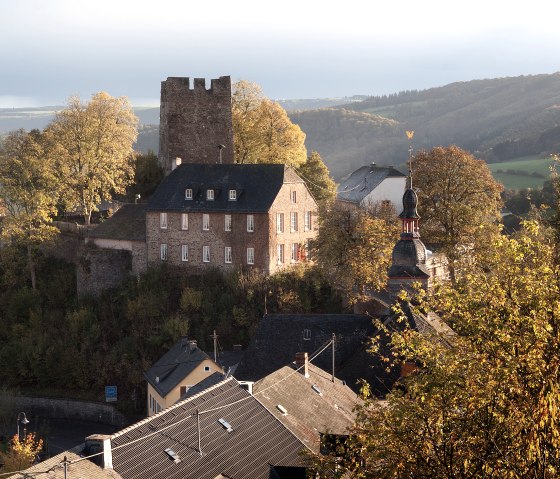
158, 76, 234, 174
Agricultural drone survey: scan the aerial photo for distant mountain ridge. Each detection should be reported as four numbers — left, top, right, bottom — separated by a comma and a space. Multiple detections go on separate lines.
289, 73, 560, 178
2, 74, 560, 181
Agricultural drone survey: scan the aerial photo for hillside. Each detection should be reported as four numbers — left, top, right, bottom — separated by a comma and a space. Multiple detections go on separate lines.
290, 73, 560, 179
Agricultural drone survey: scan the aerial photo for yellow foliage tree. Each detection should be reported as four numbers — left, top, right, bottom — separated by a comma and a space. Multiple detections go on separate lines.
46, 92, 138, 224
0, 129, 59, 289
412, 145, 503, 282
312, 221, 560, 478
312, 205, 399, 302
0, 433, 43, 473
232, 80, 307, 168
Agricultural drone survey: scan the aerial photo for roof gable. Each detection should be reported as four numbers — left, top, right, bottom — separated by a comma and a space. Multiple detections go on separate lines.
337, 164, 405, 204
148, 163, 304, 213
145, 339, 214, 397
88, 204, 147, 242
110, 378, 306, 479
253, 363, 361, 452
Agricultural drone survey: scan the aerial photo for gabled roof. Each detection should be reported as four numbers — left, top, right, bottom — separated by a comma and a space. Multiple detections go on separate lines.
253, 363, 361, 452
6, 449, 123, 479
337, 164, 405, 204
87, 203, 147, 242
234, 314, 382, 390
144, 339, 215, 397
148, 163, 305, 213
110, 378, 307, 479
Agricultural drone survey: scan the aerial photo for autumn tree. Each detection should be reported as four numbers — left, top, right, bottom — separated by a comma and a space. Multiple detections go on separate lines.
312, 205, 399, 302
127, 150, 164, 201
0, 129, 59, 289
412, 145, 503, 281
313, 221, 560, 478
296, 151, 337, 206
46, 92, 138, 224
232, 80, 307, 168
0, 433, 43, 473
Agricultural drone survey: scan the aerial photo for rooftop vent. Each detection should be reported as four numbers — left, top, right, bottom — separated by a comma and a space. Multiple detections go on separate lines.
165, 448, 181, 463
276, 404, 288, 416
312, 384, 322, 395
218, 418, 234, 433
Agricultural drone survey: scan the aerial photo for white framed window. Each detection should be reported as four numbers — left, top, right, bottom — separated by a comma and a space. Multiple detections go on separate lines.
207, 189, 214, 201
181, 244, 189, 262
290, 212, 298, 232
229, 189, 237, 201
181, 213, 189, 230
291, 243, 299, 262
204, 366, 211, 372
304, 211, 311, 231
247, 214, 254, 232
225, 246, 232, 264
277, 244, 284, 264
185, 188, 193, 200
303, 329, 311, 340
276, 213, 284, 233
225, 214, 232, 231
247, 247, 255, 265
160, 243, 168, 261
203, 214, 210, 231
203, 245, 210, 263
291, 190, 297, 203
160, 212, 168, 229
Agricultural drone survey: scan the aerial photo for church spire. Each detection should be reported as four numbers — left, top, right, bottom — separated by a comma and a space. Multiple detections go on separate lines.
387, 131, 429, 296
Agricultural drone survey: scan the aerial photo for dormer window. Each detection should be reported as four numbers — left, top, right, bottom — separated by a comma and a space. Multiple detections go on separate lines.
229, 189, 237, 201
207, 189, 214, 201
185, 188, 193, 200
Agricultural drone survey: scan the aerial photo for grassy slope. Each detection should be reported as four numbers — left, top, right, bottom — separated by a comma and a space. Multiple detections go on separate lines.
488, 155, 554, 189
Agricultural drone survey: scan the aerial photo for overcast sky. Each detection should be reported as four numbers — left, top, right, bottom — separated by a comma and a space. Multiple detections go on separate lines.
1, 0, 559, 107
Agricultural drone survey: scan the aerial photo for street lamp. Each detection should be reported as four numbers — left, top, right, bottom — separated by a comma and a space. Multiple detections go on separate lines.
17, 412, 29, 439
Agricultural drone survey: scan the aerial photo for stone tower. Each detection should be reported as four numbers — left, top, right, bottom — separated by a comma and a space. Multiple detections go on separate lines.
159, 76, 234, 174
387, 184, 430, 296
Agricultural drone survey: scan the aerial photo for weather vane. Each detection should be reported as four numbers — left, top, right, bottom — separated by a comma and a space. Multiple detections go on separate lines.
406, 130, 414, 188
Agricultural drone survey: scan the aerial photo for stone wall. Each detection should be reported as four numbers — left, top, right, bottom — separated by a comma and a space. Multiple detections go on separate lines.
76, 243, 132, 297
14, 396, 127, 427
146, 210, 271, 273
159, 76, 234, 174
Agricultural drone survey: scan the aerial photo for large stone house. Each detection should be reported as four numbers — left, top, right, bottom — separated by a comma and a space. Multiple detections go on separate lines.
146, 162, 318, 273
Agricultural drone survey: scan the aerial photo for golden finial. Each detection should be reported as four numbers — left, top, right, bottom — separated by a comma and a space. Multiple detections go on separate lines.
406, 130, 414, 140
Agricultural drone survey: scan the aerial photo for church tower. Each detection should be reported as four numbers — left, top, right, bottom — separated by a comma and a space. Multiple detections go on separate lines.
387, 134, 430, 296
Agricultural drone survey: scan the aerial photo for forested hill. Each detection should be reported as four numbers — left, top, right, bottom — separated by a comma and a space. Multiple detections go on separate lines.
290, 73, 560, 179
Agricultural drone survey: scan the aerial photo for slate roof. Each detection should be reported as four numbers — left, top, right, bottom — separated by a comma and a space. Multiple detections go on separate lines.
253, 363, 361, 452
337, 164, 405, 204
144, 339, 215, 397
6, 449, 123, 479
87, 203, 147, 242
147, 163, 304, 213
234, 314, 394, 394
109, 377, 307, 479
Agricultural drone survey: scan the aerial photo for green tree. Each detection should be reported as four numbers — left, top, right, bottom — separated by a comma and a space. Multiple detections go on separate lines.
0, 129, 59, 289
312, 206, 398, 302
127, 149, 163, 201
412, 145, 503, 282
313, 221, 560, 478
46, 92, 138, 224
232, 80, 307, 168
296, 151, 337, 205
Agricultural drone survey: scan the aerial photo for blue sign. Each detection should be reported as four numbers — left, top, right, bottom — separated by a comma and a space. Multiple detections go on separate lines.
105, 386, 117, 402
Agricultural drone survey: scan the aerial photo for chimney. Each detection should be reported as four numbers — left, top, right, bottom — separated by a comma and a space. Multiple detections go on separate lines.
172, 157, 182, 171
84, 434, 113, 469
295, 352, 309, 378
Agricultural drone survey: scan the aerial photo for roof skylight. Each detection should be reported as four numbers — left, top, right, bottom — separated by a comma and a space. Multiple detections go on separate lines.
218, 418, 234, 433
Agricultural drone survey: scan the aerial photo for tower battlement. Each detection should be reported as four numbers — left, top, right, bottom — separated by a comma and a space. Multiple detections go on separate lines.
159, 75, 234, 173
